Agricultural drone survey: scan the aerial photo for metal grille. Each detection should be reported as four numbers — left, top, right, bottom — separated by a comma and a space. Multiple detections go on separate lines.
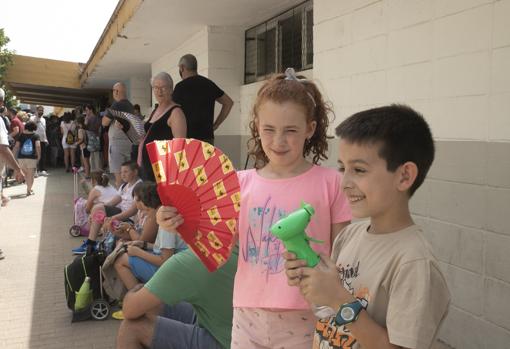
244, 1, 313, 84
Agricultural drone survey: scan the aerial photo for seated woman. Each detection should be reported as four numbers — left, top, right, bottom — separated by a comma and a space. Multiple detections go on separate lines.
113, 181, 187, 291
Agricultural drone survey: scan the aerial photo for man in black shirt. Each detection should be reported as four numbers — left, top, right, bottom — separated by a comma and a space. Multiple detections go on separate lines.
173, 54, 233, 145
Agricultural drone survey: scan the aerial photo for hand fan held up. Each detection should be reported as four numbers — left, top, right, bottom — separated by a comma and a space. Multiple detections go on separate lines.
146, 139, 240, 272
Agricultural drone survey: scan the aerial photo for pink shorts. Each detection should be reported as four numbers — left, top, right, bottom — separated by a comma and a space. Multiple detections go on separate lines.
231, 307, 316, 349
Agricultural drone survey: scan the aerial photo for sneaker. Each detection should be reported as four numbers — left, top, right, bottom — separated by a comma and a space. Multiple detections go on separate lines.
72, 240, 90, 255
39, 170, 49, 176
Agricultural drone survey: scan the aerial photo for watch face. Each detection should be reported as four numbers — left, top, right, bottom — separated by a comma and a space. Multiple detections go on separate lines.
340, 306, 355, 321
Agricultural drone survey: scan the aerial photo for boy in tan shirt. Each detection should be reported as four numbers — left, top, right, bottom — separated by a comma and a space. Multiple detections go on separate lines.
284, 104, 450, 349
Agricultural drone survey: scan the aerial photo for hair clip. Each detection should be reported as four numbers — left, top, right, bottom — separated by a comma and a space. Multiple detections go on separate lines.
285, 67, 299, 81
284, 67, 316, 108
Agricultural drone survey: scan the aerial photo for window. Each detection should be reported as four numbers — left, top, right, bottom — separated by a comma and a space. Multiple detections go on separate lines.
244, 1, 313, 84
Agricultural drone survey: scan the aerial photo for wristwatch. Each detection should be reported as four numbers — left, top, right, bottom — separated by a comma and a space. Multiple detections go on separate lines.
334, 300, 363, 326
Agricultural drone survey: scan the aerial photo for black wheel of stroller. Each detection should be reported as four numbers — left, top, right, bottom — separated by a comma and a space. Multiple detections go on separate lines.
69, 225, 81, 237
90, 299, 110, 321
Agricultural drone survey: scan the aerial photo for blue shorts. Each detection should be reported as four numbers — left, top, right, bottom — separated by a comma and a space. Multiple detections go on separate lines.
128, 255, 159, 283
151, 303, 222, 349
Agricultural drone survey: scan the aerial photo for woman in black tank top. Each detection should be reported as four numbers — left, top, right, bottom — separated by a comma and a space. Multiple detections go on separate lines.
139, 72, 187, 181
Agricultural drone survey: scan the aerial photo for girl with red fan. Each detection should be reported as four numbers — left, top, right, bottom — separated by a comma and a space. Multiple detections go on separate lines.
230, 69, 352, 349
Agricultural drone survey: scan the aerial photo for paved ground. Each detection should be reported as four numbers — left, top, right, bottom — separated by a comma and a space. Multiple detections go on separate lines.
0, 169, 453, 349
0, 169, 118, 349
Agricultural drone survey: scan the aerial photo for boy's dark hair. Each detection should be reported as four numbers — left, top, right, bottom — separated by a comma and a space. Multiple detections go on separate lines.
132, 181, 161, 209
336, 104, 434, 196
24, 121, 37, 132
120, 160, 139, 172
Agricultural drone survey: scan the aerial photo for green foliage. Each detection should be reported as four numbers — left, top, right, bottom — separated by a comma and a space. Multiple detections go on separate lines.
0, 28, 17, 108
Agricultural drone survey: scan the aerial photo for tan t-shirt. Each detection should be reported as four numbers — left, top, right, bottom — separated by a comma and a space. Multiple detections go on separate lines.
313, 222, 450, 349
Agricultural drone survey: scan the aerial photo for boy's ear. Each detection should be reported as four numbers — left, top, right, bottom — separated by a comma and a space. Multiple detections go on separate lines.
397, 162, 418, 192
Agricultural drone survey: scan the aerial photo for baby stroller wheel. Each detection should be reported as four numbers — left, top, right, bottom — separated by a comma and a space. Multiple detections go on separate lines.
69, 225, 82, 237
90, 299, 110, 321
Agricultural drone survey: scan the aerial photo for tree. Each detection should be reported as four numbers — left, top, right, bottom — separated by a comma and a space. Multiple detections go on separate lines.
0, 28, 17, 108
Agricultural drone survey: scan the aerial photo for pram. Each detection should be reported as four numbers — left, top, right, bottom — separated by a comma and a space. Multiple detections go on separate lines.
69, 167, 90, 237
64, 246, 111, 321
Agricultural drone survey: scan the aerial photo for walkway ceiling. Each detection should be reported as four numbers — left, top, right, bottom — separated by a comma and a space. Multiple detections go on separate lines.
83, 0, 304, 89
4, 55, 108, 107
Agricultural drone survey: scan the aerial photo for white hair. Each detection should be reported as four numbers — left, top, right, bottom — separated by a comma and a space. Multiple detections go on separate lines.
151, 72, 173, 90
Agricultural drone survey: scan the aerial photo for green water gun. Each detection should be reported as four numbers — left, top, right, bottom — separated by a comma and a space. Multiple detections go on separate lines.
270, 202, 323, 267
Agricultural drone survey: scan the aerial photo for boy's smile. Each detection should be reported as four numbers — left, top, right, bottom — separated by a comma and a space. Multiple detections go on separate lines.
338, 139, 409, 228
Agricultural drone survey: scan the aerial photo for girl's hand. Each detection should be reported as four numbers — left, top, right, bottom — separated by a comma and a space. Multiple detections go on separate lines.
156, 206, 183, 231
297, 255, 355, 309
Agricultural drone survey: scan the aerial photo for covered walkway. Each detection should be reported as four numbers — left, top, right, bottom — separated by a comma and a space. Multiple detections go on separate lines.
0, 170, 118, 349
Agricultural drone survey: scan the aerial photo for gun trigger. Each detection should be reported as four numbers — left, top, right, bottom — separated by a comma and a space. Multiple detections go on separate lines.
305, 235, 324, 244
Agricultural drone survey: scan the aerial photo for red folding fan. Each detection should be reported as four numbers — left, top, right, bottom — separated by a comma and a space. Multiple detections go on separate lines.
146, 138, 240, 271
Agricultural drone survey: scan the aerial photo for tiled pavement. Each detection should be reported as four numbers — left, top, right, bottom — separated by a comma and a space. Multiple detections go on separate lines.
0, 169, 118, 349
0, 169, 453, 349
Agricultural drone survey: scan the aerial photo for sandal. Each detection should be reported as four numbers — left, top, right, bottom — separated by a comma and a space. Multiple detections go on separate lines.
112, 310, 124, 320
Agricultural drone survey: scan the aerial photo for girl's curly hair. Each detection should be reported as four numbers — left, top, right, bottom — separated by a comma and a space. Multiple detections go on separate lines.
247, 72, 333, 169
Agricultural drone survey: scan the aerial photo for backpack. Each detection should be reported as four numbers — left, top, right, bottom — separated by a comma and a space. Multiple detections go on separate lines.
20, 137, 34, 156
64, 250, 107, 312
66, 129, 76, 145
86, 131, 100, 152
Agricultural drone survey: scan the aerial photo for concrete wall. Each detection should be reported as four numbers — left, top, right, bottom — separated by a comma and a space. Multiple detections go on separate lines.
313, 1, 510, 348
151, 26, 244, 168
128, 76, 152, 117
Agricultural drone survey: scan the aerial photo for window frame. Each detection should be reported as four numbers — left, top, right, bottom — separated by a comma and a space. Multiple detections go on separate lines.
244, 0, 313, 84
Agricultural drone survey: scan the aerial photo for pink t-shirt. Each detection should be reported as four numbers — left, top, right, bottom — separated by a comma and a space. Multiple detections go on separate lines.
233, 165, 351, 310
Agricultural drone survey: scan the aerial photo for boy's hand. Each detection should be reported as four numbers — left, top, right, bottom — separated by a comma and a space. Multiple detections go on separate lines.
283, 251, 307, 286
298, 255, 356, 309
156, 206, 183, 232
124, 244, 142, 257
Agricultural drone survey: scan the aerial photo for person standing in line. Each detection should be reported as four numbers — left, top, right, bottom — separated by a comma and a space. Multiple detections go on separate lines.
138, 72, 186, 182
60, 112, 77, 172
173, 54, 233, 145
13, 121, 40, 196
31, 105, 49, 176
84, 104, 103, 173
102, 82, 134, 187
7, 107, 23, 145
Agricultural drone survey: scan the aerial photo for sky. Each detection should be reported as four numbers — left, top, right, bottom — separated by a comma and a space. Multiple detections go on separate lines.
0, 0, 119, 63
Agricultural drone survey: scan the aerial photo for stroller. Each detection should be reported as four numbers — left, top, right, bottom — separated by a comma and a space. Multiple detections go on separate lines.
69, 167, 90, 237
64, 245, 111, 322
